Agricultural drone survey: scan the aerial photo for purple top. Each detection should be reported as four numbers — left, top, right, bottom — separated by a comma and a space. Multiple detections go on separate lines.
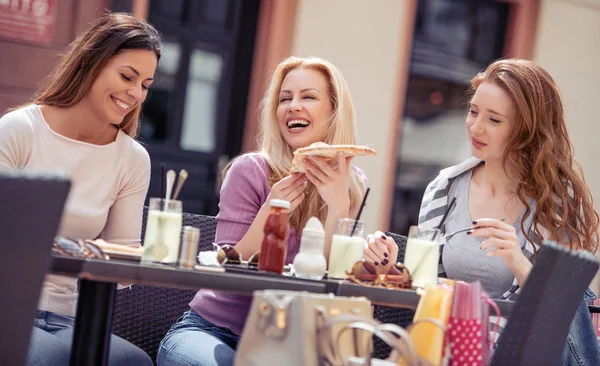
190, 153, 366, 335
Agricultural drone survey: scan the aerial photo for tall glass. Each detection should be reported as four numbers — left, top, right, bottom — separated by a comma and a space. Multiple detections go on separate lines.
328, 218, 365, 279
141, 198, 183, 264
403, 226, 441, 288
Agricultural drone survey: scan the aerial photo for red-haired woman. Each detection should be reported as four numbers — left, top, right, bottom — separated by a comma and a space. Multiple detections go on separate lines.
367, 59, 600, 365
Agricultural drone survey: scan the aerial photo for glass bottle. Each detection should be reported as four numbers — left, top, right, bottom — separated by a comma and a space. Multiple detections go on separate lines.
258, 199, 290, 274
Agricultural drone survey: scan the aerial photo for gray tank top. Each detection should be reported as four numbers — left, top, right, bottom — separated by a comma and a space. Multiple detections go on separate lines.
443, 169, 535, 299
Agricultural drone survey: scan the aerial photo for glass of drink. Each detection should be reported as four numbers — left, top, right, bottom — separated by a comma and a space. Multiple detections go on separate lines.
141, 198, 183, 264
328, 218, 366, 279
403, 226, 441, 288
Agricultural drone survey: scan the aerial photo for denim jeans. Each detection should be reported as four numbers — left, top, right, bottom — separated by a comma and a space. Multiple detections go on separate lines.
26, 311, 152, 366
561, 290, 600, 365
157, 309, 240, 366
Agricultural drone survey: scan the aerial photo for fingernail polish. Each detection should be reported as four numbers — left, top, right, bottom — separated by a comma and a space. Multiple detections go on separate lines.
466, 230, 473, 235
382, 259, 389, 266
472, 220, 478, 225
374, 262, 379, 266
381, 234, 388, 240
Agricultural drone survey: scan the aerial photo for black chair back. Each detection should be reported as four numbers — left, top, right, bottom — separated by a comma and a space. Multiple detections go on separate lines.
113, 208, 218, 363
0, 171, 70, 366
371, 232, 415, 360
491, 241, 600, 366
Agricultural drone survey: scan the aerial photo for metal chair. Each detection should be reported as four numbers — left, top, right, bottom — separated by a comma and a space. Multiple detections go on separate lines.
112, 208, 218, 362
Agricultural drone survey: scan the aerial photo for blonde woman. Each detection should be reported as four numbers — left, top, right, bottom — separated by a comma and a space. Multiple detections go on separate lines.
157, 56, 368, 366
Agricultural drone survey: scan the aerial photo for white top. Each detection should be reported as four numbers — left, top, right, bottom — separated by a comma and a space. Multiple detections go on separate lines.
0, 104, 150, 316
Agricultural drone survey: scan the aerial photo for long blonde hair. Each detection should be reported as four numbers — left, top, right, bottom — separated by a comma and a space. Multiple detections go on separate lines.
256, 56, 365, 232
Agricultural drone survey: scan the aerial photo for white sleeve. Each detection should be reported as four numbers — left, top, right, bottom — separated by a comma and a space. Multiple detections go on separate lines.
0, 109, 34, 169
101, 146, 151, 246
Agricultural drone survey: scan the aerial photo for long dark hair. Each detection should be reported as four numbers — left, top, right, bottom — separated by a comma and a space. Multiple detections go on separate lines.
31, 12, 162, 137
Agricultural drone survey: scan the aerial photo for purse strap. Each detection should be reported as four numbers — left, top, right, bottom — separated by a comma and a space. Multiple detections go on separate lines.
319, 311, 448, 366
388, 317, 451, 366
482, 292, 501, 347
316, 306, 373, 365
336, 320, 421, 366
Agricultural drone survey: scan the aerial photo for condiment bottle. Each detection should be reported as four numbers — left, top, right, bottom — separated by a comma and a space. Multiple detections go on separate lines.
258, 199, 290, 274
293, 217, 327, 280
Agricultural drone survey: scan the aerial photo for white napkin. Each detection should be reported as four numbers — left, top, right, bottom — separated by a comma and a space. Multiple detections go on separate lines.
197, 250, 221, 266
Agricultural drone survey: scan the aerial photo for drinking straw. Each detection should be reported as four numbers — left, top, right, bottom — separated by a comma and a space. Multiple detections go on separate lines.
159, 163, 166, 199
350, 187, 370, 237
433, 197, 456, 240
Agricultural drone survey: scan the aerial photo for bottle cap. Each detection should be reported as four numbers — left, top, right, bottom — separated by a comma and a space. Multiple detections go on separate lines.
298, 217, 325, 254
269, 199, 290, 209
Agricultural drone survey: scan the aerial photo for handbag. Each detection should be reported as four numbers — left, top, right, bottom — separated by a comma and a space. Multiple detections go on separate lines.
235, 290, 373, 366
331, 316, 450, 366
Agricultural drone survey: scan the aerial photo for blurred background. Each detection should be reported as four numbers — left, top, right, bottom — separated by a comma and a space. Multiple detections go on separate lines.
1, 0, 599, 286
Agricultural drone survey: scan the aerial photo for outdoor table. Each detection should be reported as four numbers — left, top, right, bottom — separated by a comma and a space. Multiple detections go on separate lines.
49, 255, 514, 366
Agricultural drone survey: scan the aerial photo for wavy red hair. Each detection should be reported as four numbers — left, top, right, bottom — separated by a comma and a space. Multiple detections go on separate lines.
471, 59, 598, 252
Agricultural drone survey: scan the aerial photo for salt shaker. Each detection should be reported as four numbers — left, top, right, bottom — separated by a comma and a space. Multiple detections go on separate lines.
178, 226, 200, 269
293, 217, 327, 280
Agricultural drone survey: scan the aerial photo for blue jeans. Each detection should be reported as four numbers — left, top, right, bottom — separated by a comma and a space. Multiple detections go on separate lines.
561, 290, 600, 365
26, 311, 152, 366
157, 309, 240, 366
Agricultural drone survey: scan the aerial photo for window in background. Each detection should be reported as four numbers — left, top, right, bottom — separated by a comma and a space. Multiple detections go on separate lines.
139, 41, 181, 142
180, 46, 224, 152
111, 0, 260, 215
390, 0, 510, 234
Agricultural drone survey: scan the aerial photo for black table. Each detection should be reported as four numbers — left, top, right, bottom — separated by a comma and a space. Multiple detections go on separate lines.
50, 255, 514, 366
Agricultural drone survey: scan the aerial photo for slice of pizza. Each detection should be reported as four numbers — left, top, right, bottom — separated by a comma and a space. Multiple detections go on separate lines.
290, 142, 377, 173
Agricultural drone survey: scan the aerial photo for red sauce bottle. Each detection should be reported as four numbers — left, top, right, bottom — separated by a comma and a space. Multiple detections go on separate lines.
258, 199, 290, 274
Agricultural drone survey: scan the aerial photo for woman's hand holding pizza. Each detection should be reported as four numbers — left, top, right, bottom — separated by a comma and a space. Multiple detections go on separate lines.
303, 152, 353, 214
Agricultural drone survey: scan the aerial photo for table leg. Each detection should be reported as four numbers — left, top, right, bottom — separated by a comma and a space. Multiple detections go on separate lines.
69, 279, 117, 366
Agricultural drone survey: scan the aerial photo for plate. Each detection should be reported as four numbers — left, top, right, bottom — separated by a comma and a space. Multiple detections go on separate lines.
222, 264, 295, 277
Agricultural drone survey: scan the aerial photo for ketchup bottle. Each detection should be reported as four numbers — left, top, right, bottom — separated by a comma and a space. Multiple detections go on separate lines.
258, 199, 290, 274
